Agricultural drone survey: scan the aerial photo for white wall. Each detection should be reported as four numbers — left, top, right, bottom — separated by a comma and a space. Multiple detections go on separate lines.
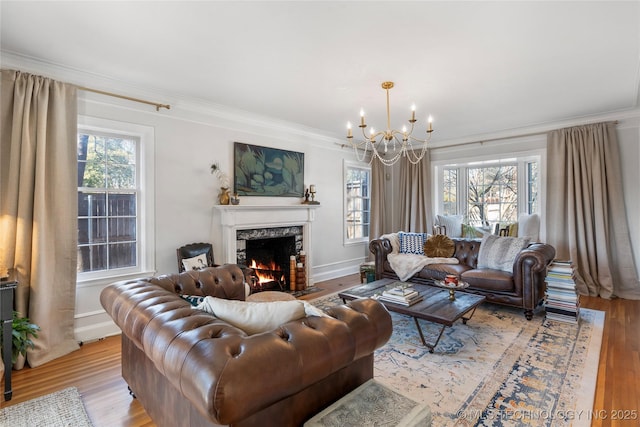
71, 92, 373, 341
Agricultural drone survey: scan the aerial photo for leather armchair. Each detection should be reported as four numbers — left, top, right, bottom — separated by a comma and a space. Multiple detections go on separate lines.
100, 264, 392, 427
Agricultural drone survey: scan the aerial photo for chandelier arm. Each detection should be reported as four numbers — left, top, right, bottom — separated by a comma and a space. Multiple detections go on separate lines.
360, 127, 386, 142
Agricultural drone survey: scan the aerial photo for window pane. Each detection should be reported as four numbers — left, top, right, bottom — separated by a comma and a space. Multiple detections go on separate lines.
78, 218, 107, 245
443, 168, 457, 215
108, 218, 136, 242
108, 193, 136, 216
77, 134, 107, 188
109, 243, 137, 269
527, 161, 538, 214
106, 138, 136, 165
78, 192, 107, 217
107, 164, 136, 189
77, 245, 107, 272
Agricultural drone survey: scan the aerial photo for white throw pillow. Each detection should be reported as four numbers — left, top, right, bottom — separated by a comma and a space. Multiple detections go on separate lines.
435, 215, 463, 238
182, 253, 208, 271
477, 234, 530, 273
517, 213, 540, 241
196, 296, 306, 335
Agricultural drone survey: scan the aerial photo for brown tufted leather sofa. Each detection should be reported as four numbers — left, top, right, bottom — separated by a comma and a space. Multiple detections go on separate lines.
100, 264, 392, 427
370, 238, 556, 320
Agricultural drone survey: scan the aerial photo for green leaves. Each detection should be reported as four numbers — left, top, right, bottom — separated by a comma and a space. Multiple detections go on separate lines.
4, 312, 40, 364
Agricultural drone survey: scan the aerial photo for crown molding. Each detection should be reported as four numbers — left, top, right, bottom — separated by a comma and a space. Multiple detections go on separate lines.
429, 108, 640, 150
1, 50, 344, 148
4, 50, 636, 154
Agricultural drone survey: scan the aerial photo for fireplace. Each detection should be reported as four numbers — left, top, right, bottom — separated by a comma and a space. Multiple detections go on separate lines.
237, 226, 301, 292
211, 204, 319, 288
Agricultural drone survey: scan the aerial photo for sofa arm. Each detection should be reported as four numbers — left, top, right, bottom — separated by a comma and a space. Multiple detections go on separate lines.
514, 243, 556, 275
369, 238, 393, 280
513, 242, 556, 313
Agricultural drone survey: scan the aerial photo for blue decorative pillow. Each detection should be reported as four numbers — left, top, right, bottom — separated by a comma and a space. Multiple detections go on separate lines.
399, 232, 428, 255
181, 295, 206, 307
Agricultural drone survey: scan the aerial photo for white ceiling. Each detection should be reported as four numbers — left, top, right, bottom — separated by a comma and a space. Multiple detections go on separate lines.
2, 1, 639, 143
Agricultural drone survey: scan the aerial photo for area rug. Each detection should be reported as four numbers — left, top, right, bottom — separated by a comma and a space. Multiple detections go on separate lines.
311, 293, 604, 427
290, 286, 323, 298
0, 387, 93, 427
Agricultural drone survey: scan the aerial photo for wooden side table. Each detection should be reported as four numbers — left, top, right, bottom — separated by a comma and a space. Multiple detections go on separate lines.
0, 280, 16, 401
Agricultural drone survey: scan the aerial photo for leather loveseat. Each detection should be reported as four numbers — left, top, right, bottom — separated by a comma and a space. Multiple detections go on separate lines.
370, 236, 555, 320
100, 264, 392, 427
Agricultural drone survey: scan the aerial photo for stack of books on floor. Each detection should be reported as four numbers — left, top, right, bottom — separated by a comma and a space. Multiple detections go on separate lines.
379, 286, 423, 306
545, 260, 580, 323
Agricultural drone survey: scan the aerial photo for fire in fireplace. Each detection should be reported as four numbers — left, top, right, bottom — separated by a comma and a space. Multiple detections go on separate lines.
245, 235, 296, 291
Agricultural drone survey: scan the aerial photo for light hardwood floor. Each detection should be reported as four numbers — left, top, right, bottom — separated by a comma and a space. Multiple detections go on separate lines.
1, 274, 638, 427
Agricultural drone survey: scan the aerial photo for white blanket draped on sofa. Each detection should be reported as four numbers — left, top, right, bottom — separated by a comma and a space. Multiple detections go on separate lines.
387, 253, 459, 282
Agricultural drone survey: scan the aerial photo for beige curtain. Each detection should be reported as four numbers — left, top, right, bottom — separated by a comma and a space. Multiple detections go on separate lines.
0, 70, 80, 368
370, 157, 387, 241
546, 122, 640, 299
399, 151, 432, 233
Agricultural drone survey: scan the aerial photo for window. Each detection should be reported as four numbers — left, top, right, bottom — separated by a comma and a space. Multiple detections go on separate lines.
437, 155, 540, 229
77, 117, 154, 283
344, 162, 371, 243
442, 168, 457, 216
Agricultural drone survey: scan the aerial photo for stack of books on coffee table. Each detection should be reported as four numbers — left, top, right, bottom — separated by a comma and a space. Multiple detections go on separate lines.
379, 285, 423, 306
545, 260, 580, 324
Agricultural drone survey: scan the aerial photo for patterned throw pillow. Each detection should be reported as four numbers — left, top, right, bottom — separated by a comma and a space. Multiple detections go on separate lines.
181, 295, 206, 306
399, 232, 428, 255
181, 253, 209, 271
424, 234, 455, 258
477, 234, 530, 273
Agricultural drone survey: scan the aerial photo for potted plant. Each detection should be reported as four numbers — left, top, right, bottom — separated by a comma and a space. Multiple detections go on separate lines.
1, 311, 40, 364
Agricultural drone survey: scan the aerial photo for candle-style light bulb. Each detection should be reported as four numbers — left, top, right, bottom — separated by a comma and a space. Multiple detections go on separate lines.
360, 109, 365, 126
428, 115, 433, 132
347, 121, 353, 138
411, 104, 416, 121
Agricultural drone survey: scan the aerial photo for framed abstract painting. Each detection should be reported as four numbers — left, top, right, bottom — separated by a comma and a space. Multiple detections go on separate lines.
233, 142, 304, 197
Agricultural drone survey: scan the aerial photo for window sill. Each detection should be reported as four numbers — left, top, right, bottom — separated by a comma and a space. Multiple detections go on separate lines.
76, 270, 156, 288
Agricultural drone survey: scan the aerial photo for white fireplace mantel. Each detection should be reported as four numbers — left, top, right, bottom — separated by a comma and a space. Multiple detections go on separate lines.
212, 204, 320, 266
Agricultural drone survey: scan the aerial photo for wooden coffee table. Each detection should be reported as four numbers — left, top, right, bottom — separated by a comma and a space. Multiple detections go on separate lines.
338, 278, 486, 353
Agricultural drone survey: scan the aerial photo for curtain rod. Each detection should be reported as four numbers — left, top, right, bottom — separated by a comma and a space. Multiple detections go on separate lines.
430, 120, 619, 151
77, 86, 170, 111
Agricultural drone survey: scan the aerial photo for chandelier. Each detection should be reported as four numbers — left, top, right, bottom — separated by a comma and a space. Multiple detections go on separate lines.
346, 81, 433, 166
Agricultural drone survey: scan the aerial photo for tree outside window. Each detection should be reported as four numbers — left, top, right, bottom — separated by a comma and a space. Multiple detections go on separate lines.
467, 165, 517, 227
439, 157, 539, 230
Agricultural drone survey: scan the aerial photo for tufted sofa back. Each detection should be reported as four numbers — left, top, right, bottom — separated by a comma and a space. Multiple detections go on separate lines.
148, 264, 246, 300
451, 238, 482, 269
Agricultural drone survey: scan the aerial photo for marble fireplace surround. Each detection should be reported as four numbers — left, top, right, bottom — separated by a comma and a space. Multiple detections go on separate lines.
212, 205, 319, 285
